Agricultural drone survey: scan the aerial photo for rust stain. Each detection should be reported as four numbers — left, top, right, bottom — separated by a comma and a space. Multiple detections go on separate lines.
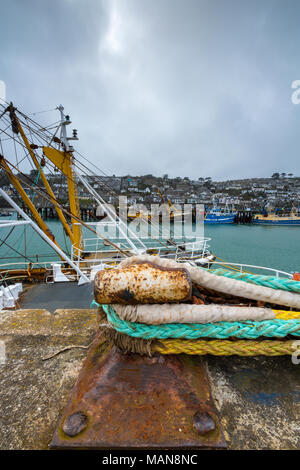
94, 261, 192, 304
51, 332, 226, 449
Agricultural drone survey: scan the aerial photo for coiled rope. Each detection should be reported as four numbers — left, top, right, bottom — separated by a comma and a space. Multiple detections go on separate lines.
94, 255, 300, 356
208, 268, 300, 294
102, 305, 300, 340
96, 305, 299, 357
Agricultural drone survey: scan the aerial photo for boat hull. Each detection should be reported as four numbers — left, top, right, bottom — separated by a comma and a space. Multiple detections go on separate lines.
253, 219, 300, 226
204, 215, 235, 224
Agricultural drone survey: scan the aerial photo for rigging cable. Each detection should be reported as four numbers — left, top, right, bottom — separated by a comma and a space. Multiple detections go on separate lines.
0, 105, 188, 251
0, 159, 131, 256
0, 233, 45, 269
0, 226, 15, 248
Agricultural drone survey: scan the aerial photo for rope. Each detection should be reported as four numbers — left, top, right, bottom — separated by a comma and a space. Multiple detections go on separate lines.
118, 255, 300, 309
102, 305, 300, 340
97, 306, 154, 356
275, 310, 300, 320
31, 165, 41, 202
154, 339, 298, 356
112, 303, 275, 324
208, 268, 300, 293
94, 304, 300, 356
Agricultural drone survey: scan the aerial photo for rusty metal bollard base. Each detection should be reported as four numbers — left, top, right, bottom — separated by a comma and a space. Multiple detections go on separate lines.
50, 332, 226, 449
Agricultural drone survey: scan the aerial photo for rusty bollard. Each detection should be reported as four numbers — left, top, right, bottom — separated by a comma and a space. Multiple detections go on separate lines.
94, 261, 192, 304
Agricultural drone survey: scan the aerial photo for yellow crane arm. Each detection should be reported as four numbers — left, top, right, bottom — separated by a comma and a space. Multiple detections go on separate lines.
0, 156, 64, 257
42, 147, 82, 253
17, 123, 75, 244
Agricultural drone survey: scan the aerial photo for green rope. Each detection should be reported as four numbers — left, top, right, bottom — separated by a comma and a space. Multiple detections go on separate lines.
102, 305, 300, 340
31, 166, 41, 203
207, 268, 300, 294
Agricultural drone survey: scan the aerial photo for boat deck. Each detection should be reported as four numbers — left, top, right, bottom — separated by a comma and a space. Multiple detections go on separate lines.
19, 282, 94, 312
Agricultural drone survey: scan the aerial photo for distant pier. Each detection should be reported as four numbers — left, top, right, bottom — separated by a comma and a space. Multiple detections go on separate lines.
234, 210, 253, 224
18, 204, 255, 224
19, 206, 100, 221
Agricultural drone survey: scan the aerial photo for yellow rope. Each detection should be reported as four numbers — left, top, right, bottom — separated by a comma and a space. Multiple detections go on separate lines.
154, 338, 298, 356
274, 310, 300, 320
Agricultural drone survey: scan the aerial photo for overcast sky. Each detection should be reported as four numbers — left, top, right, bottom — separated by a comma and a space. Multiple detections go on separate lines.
1, 0, 300, 180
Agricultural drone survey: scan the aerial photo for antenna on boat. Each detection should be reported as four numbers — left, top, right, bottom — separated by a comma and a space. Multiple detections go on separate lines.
57, 105, 78, 151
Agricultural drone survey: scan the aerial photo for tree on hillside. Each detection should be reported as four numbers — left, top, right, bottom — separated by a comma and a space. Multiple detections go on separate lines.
271, 172, 280, 179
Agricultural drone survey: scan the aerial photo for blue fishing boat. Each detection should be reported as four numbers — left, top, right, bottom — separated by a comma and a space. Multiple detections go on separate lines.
205, 201, 236, 224
253, 207, 300, 226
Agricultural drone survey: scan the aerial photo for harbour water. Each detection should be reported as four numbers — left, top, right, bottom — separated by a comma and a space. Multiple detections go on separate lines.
205, 224, 300, 274
0, 214, 299, 274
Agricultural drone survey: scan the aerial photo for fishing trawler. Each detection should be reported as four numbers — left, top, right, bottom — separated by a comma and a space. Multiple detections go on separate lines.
253, 207, 300, 225
0, 101, 215, 301
204, 200, 236, 224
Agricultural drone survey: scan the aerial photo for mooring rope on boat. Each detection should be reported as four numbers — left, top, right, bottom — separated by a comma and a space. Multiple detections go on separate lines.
102, 304, 300, 339
207, 268, 300, 294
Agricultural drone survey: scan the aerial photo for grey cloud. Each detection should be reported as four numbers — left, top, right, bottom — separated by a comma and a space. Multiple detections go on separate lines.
0, 0, 299, 179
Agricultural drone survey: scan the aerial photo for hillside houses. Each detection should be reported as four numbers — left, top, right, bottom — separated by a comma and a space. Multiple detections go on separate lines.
1, 169, 299, 211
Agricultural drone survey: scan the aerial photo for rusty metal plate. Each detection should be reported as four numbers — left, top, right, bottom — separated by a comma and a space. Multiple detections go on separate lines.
94, 261, 192, 304
51, 332, 226, 449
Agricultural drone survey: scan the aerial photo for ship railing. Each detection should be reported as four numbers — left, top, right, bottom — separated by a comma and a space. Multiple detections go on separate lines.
0, 254, 294, 284
0, 259, 119, 284
81, 237, 131, 253
207, 261, 293, 279
153, 238, 211, 261
0, 261, 78, 284
71, 236, 212, 264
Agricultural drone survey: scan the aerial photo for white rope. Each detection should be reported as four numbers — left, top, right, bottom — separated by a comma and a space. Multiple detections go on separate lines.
119, 255, 300, 309
113, 303, 275, 324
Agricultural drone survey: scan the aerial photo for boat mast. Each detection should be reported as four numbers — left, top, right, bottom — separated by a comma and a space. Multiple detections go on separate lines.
42, 105, 83, 257
3, 103, 74, 245
0, 102, 84, 259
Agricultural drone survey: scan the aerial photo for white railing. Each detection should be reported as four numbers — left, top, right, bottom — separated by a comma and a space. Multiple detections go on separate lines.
207, 261, 293, 278
0, 258, 119, 284
71, 236, 212, 265
0, 254, 294, 284
81, 237, 129, 253
153, 238, 212, 261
